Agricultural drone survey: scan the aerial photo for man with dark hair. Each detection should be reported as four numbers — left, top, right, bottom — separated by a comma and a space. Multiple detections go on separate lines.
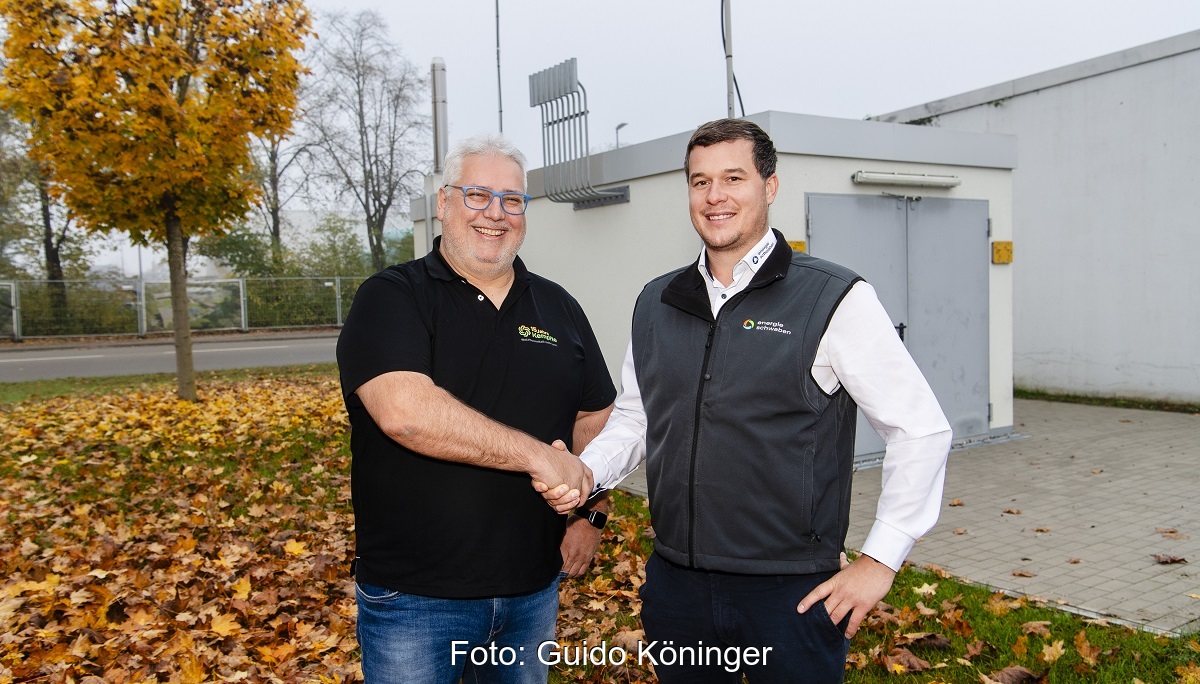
541, 118, 951, 683
340, 132, 616, 683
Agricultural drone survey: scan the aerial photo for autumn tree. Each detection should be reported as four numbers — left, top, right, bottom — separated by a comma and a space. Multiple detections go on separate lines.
0, 0, 311, 400
308, 11, 429, 272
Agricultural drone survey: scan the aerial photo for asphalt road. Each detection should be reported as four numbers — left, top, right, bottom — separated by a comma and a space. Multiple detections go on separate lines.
0, 335, 338, 382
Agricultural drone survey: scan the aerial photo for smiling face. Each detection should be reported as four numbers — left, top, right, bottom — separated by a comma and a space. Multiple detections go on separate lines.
687, 139, 778, 258
437, 153, 528, 281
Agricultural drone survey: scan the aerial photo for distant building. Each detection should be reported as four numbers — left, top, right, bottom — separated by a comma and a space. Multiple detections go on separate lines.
875, 30, 1200, 404
415, 111, 1017, 459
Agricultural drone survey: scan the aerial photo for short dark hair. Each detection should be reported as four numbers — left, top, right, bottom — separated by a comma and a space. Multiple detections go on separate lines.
684, 118, 777, 181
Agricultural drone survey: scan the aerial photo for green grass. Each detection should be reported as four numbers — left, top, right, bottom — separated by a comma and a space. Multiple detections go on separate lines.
5, 367, 1198, 682
0, 361, 338, 405
1015, 386, 1200, 415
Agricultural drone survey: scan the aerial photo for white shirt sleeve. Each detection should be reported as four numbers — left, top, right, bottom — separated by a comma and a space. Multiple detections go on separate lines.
579, 341, 648, 489
815, 281, 952, 572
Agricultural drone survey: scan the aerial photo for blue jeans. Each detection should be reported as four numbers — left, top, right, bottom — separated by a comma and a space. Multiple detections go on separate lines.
639, 553, 849, 684
356, 574, 564, 684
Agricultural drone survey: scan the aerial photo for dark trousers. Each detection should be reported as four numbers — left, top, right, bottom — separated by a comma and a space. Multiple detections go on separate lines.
638, 552, 850, 684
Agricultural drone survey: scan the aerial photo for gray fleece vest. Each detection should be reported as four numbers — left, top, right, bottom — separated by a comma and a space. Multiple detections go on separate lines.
633, 232, 862, 574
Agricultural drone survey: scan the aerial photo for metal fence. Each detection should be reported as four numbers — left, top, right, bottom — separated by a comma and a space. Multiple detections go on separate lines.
0, 276, 370, 340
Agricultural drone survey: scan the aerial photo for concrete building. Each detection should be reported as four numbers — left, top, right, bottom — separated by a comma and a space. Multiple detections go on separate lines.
876, 30, 1200, 404
414, 111, 1017, 459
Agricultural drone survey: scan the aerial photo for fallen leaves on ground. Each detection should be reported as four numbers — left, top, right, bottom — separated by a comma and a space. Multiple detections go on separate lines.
0, 377, 356, 681
1153, 554, 1189, 565
1157, 528, 1190, 540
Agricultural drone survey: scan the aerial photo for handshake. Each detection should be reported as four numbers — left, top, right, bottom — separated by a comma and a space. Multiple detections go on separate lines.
529, 439, 593, 514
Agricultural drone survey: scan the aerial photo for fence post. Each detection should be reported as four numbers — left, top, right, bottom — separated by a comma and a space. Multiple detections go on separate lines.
11, 281, 22, 342
239, 278, 249, 331
136, 278, 147, 337
335, 277, 344, 326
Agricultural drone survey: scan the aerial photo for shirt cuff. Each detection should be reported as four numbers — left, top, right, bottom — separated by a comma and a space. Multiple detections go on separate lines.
581, 452, 615, 492
859, 518, 917, 572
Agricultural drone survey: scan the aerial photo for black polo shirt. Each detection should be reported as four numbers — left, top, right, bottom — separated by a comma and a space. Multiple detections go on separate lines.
337, 239, 616, 598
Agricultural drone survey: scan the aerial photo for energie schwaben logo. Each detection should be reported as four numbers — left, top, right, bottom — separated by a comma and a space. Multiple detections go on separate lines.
743, 319, 792, 335
518, 324, 558, 346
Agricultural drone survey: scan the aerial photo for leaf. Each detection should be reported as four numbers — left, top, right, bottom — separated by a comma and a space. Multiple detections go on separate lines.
210, 612, 241, 636
1021, 620, 1052, 637
1156, 527, 1189, 540
895, 632, 952, 649
913, 582, 939, 598
949, 499, 965, 507
1151, 554, 1187, 564
1012, 570, 1037, 577
1003, 508, 1022, 515
1012, 635, 1028, 658
1073, 630, 1100, 666
953, 528, 969, 535
284, 538, 308, 556
1039, 639, 1066, 664
882, 647, 931, 673
1033, 527, 1051, 533
232, 576, 251, 600
1067, 558, 1081, 564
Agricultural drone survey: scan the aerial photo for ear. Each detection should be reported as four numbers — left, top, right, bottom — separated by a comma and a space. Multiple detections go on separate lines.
764, 174, 779, 206
436, 186, 448, 222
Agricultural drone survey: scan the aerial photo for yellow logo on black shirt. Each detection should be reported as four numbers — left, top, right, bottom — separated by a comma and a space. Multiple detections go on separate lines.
518, 324, 558, 345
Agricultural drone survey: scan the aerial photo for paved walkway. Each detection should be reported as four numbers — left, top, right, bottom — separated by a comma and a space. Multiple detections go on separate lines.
618, 398, 1200, 635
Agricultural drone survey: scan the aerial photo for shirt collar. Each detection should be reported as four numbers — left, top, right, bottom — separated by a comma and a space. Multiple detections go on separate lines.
424, 236, 529, 283
697, 229, 777, 287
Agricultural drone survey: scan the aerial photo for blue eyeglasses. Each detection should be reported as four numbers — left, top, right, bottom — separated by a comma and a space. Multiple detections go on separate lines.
445, 185, 531, 215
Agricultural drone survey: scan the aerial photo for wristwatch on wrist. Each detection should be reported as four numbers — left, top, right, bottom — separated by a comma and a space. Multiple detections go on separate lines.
573, 508, 608, 530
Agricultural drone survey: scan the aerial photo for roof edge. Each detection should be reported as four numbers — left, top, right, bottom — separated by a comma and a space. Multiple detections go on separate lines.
873, 28, 1200, 124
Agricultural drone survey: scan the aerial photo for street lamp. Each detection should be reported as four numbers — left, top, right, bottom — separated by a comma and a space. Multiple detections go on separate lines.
615, 122, 628, 148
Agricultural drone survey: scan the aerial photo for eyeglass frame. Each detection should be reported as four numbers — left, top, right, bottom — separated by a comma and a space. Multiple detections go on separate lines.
443, 184, 532, 216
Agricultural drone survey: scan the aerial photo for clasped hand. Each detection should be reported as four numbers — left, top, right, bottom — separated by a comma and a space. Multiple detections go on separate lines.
529, 439, 592, 511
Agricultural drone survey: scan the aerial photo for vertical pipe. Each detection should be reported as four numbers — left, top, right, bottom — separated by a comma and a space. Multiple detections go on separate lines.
724, 0, 735, 118
335, 277, 344, 326
431, 58, 449, 173
496, 0, 503, 133
137, 278, 147, 337
12, 281, 21, 342
239, 278, 248, 331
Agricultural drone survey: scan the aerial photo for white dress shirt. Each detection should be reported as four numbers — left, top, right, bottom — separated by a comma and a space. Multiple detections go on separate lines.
581, 230, 952, 572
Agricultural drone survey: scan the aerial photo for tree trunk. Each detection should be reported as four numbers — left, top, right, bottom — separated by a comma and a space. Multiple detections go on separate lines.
165, 204, 197, 401
367, 218, 386, 271
38, 180, 68, 323
266, 140, 284, 271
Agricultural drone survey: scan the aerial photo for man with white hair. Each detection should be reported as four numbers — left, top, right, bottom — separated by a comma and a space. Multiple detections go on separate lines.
338, 133, 615, 683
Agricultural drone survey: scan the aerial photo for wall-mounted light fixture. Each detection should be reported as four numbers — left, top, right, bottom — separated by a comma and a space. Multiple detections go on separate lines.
852, 170, 961, 188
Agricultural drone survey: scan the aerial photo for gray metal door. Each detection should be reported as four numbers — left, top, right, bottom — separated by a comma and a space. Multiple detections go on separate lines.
805, 194, 990, 461
907, 198, 991, 443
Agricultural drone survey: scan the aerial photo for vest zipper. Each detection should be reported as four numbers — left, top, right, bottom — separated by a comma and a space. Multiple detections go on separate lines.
688, 321, 718, 568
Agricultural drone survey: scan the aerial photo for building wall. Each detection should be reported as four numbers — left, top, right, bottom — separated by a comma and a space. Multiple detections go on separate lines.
881, 37, 1200, 402
420, 153, 1015, 433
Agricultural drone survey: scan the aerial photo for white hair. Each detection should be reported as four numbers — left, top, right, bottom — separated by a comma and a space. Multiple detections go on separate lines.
442, 133, 528, 191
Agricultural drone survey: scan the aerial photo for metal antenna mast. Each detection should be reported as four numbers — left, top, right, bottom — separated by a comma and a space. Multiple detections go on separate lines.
496, 0, 503, 132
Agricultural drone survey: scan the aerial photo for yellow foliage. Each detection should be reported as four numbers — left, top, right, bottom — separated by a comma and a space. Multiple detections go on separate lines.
0, 0, 312, 244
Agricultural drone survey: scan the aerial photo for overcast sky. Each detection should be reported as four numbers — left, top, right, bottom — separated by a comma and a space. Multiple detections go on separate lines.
99, 0, 1200, 275
306, 0, 1200, 160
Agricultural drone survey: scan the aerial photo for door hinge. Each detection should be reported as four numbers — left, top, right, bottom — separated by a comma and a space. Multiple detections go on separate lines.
805, 214, 812, 239
987, 218, 993, 237
987, 402, 993, 423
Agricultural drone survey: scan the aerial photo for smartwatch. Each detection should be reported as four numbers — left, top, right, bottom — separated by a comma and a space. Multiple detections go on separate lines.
574, 508, 608, 530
